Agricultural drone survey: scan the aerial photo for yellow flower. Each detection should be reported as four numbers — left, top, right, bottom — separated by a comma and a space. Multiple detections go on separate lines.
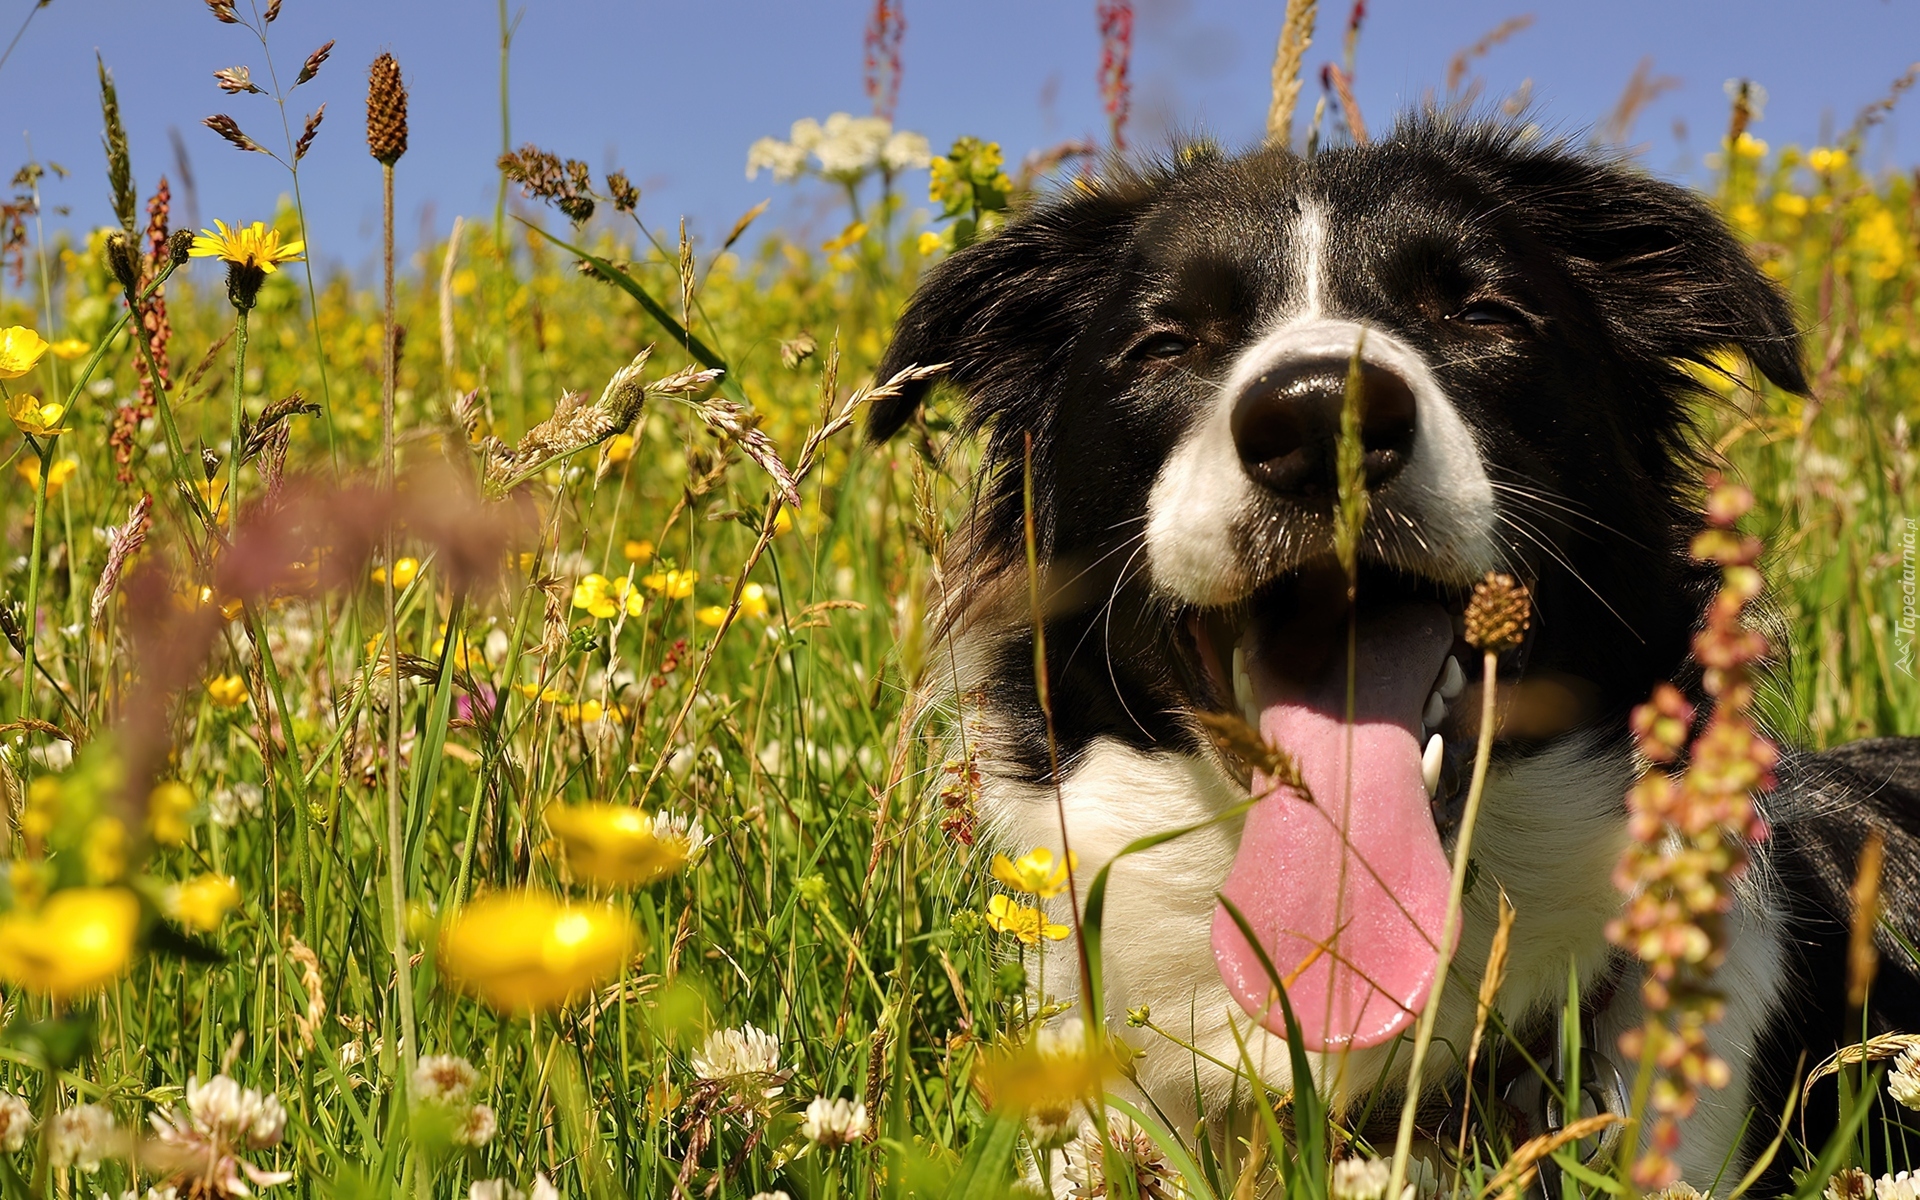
371, 557, 420, 588
166, 874, 241, 933
604, 433, 635, 465
0, 325, 49, 378
195, 477, 231, 527
0, 887, 140, 1000
622, 539, 655, 565
985, 894, 1070, 944
573, 573, 643, 620
772, 507, 794, 536
1772, 192, 1809, 218
740, 582, 770, 619
643, 568, 698, 599
188, 219, 306, 271
439, 890, 638, 1012
7, 393, 67, 437
148, 781, 194, 846
516, 681, 569, 704
556, 698, 627, 723
16, 456, 78, 496
84, 816, 127, 883
546, 804, 707, 888
990, 848, 1078, 898
916, 230, 944, 257
1732, 131, 1768, 160
48, 336, 89, 361
821, 221, 869, 253
206, 674, 250, 708
194, 586, 245, 623
696, 605, 727, 627
1808, 146, 1849, 173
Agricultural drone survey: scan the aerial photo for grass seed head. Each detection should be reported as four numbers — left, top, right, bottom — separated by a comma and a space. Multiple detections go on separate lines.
366, 52, 408, 165
1464, 571, 1532, 653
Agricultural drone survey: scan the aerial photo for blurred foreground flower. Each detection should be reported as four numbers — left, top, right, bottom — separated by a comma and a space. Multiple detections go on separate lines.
547, 804, 708, 888
978, 1019, 1116, 1145
8, 393, 68, 437
16, 456, 77, 495
0, 325, 49, 377
50, 1102, 121, 1171
371, 556, 420, 588
985, 893, 1069, 944
48, 336, 89, 361
144, 1074, 290, 1197
439, 890, 637, 1012
0, 1092, 32, 1152
643, 568, 698, 599
166, 874, 242, 933
0, 887, 140, 999
697, 582, 771, 627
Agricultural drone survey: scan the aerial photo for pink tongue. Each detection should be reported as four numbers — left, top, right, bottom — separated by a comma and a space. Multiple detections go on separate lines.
1211, 601, 1457, 1050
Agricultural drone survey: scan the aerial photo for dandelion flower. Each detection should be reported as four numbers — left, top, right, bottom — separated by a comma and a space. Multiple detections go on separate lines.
546, 803, 707, 888
0, 886, 140, 1000
0, 1092, 33, 1152
207, 675, 250, 708
990, 848, 1077, 898
49, 1102, 120, 1172
1063, 1116, 1185, 1199
166, 874, 241, 933
984, 893, 1069, 944
189, 219, 305, 310
7, 393, 68, 437
1889, 1046, 1920, 1110
0, 325, 49, 378
439, 890, 637, 1013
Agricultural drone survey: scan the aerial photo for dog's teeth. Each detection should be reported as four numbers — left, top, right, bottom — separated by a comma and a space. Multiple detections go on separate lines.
1438, 655, 1466, 700
1422, 733, 1444, 798
1232, 646, 1259, 728
1423, 690, 1447, 730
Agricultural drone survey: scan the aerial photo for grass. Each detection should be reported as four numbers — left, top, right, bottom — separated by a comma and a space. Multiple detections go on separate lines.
0, 8, 1916, 1200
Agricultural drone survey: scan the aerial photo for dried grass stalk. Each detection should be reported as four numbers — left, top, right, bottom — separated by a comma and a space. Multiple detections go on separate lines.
1266, 0, 1316, 148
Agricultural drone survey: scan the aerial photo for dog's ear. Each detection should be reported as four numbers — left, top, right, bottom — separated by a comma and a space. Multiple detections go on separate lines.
868, 187, 1152, 442
1470, 134, 1807, 395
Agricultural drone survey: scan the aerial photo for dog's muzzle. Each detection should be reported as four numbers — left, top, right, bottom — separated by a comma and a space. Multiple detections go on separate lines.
1230, 356, 1418, 498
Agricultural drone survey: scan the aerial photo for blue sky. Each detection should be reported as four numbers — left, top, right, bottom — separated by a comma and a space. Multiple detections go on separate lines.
2, 1, 1915, 277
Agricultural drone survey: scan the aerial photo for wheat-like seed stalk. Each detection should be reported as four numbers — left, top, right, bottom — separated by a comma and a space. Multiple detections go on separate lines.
366, 52, 408, 165
1266, 0, 1316, 149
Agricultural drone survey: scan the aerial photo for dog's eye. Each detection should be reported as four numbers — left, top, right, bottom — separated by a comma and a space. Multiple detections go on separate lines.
1452, 301, 1526, 329
1129, 332, 1195, 361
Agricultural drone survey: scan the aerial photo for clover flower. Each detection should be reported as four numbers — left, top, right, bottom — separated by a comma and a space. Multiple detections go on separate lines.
1828, 1169, 1873, 1200
50, 1102, 121, 1171
1879, 1173, 1920, 1200
691, 1023, 784, 1115
1063, 1116, 1185, 1199
412, 1055, 478, 1106
0, 1092, 33, 1153
801, 1095, 870, 1149
1607, 475, 1778, 1188
1886, 1045, 1920, 1111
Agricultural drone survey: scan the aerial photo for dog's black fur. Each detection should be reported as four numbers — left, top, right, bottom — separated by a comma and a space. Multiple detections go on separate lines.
870, 117, 1920, 1183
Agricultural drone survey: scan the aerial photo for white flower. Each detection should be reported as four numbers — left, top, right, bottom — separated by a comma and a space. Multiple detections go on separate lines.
1829, 1169, 1874, 1200
800, 1096, 869, 1149
812, 113, 893, 181
413, 1054, 479, 1106
1649, 1185, 1704, 1200
746, 137, 808, 183
471, 1181, 523, 1200
1331, 1158, 1397, 1200
1063, 1116, 1185, 1199
530, 1175, 558, 1200
49, 1103, 119, 1172
186, 1074, 287, 1149
652, 811, 711, 862
458, 1103, 498, 1148
0, 1092, 32, 1152
788, 118, 824, 150
881, 130, 931, 173
1879, 1172, 1920, 1200
749, 1193, 792, 1200
1889, 1046, 1920, 1111
692, 1023, 781, 1081
210, 781, 264, 826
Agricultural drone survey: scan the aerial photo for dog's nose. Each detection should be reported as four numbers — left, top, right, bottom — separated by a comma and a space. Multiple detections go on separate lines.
1230, 358, 1417, 497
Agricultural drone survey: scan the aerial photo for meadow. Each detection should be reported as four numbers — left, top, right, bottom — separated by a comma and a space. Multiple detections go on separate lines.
0, 4, 1915, 1199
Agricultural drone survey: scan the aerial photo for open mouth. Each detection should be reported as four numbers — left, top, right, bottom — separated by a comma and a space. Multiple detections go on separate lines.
1181, 559, 1530, 1052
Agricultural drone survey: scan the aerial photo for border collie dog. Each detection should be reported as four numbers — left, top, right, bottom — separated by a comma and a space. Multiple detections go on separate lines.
868, 118, 1920, 1183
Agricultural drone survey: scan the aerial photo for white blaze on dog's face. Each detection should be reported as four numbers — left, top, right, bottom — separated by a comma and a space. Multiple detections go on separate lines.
868, 120, 1808, 1148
